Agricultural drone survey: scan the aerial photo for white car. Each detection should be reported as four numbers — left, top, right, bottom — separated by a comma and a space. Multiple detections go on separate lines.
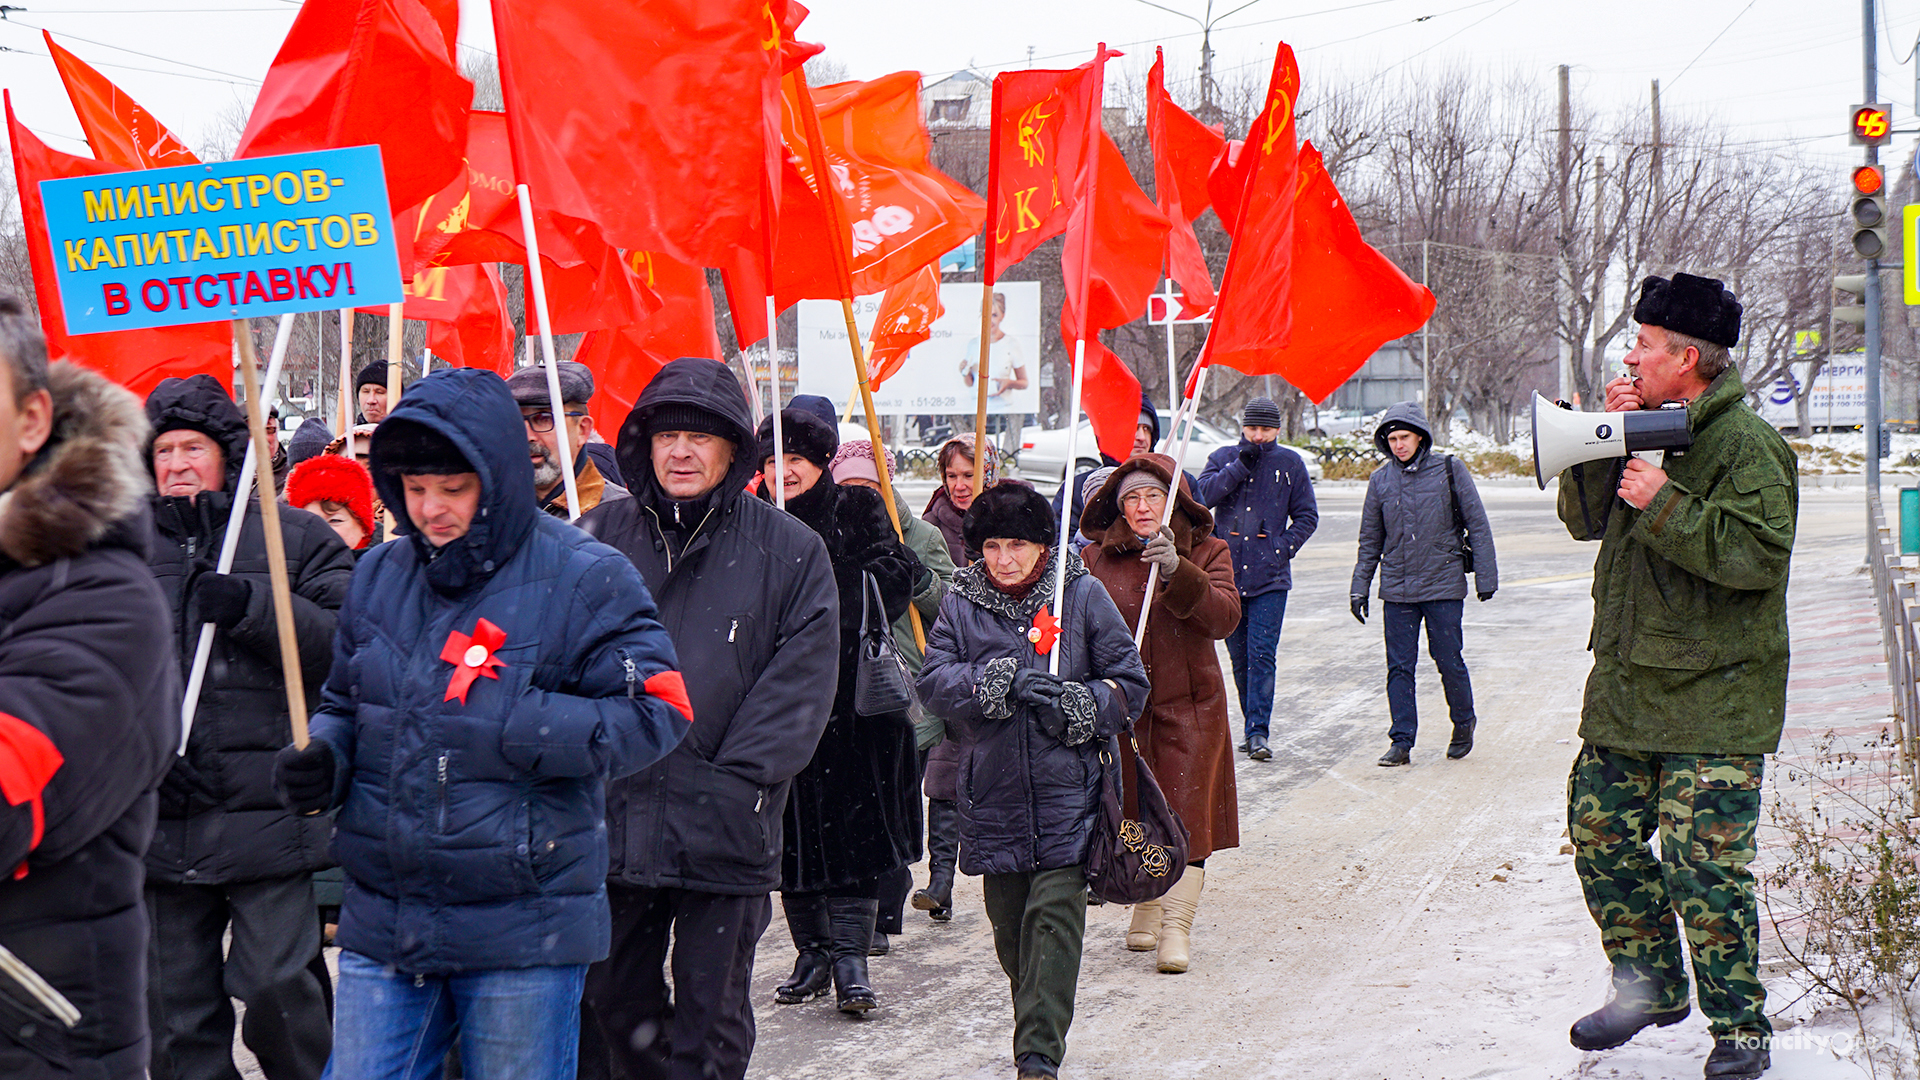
1016, 410, 1322, 490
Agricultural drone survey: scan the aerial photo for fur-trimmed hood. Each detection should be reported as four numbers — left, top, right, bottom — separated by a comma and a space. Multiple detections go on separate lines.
0, 362, 152, 568
1079, 453, 1213, 547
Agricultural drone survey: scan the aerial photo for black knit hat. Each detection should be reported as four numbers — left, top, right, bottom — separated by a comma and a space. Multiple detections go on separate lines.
355, 361, 390, 391
371, 419, 473, 477
645, 402, 735, 441
1242, 396, 1282, 428
1632, 273, 1742, 348
963, 482, 1056, 550
755, 407, 839, 470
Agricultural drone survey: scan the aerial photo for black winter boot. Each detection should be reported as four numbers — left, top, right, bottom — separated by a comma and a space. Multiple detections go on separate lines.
774, 893, 832, 1005
913, 799, 958, 921
1703, 1031, 1770, 1079
828, 896, 880, 1015
1568, 997, 1690, 1051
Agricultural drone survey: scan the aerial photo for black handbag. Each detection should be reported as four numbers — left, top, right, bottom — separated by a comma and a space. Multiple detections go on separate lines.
1443, 454, 1474, 574
1085, 734, 1191, 904
853, 571, 918, 718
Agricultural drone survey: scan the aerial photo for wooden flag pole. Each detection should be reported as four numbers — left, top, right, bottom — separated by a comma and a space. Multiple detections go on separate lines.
180, 314, 297, 753
971, 284, 992, 498
514, 184, 582, 520
381, 302, 405, 533
1047, 43, 1111, 677
234, 319, 309, 749
790, 68, 924, 649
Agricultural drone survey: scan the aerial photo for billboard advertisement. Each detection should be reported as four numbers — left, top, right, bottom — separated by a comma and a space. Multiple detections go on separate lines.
796, 281, 1041, 416
1757, 354, 1867, 429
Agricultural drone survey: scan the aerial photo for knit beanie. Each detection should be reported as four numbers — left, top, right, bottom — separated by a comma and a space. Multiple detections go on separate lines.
287, 419, 333, 466
370, 419, 472, 477
355, 361, 390, 391
1116, 469, 1170, 502
829, 439, 882, 485
286, 455, 376, 546
755, 408, 838, 470
1242, 396, 1282, 428
645, 402, 735, 441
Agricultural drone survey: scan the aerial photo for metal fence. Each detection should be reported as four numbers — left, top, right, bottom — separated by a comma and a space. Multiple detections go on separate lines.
1866, 490, 1920, 813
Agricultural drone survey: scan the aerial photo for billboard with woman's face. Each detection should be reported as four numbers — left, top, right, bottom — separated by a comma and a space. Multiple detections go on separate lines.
795, 282, 1041, 415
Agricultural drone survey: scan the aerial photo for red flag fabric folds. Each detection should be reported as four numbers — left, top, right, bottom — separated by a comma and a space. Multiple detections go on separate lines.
575, 251, 722, 436
357, 264, 513, 374
781, 73, 987, 299
1147, 49, 1220, 315
985, 62, 1098, 283
45, 33, 197, 169
490, 0, 786, 266
1203, 44, 1301, 374
866, 264, 941, 388
5, 93, 229, 397
236, 0, 471, 215
1219, 143, 1434, 403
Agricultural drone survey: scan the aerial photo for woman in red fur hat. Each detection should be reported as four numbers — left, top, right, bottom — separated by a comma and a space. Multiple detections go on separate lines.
286, 454, 376, 553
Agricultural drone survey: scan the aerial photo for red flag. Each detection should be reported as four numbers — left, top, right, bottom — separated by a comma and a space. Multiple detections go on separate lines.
575, 251, 722, 436
236, 0, 471, 215
984, 61, 1099, 283
719, 152, 836, 349
44, 33, 197, 170
490, 0, 789, 266
1215, 143, 1434, 403
1147, 50, 1221, 315
1060, 132, 1169, 464
779, 73, 988, 299
866, 264, 942, 388
423, 266, 514, 375
538, 244, 659, 335
1202, 44, 1301, 374
4, 93, 229, 398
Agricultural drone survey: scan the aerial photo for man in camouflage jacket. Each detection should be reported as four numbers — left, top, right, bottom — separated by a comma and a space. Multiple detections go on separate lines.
1556, 273, 1795, 1080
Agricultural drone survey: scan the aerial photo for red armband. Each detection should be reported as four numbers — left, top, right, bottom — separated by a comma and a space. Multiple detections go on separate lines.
644, 671, 695, 724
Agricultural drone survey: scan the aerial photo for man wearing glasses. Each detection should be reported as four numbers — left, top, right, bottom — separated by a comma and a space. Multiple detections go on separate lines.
507, 362, 630, 518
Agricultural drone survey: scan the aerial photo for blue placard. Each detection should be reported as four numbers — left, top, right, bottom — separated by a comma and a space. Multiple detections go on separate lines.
40, 145, 404, 334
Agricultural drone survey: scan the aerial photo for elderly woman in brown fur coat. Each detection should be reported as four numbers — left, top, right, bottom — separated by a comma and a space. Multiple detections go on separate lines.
1080, 453, 1241, 975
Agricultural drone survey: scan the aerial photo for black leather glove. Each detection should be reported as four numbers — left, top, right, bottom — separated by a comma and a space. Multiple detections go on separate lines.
191, 568, 253, 629
1350, 594, 1368, 624
1012, 668, 1065, 707
1037, 698, 1071, 742
158, 758, 219, 816
1478, 590, 1495, 602
1238, 438, 1261, 466
272, 742, 336, 815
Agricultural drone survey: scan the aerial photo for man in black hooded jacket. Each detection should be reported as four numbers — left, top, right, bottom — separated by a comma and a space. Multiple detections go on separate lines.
0, 302, 179, 1080
140, 375, 353, 1080
579, 357, 839, 1080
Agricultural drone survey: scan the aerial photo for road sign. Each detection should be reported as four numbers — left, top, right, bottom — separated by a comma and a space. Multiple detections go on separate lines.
1906, 204, 1920, 305
41, 145, 403, 334
1146, 291, 1212, 324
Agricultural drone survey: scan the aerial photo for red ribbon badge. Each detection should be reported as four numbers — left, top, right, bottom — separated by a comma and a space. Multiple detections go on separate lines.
1027, 607, 1061, 656
440, 618, 507, 704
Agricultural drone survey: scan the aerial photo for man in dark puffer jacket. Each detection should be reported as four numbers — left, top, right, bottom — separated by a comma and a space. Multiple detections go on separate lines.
141, 375, 353, 1080
0, 302, 179, 1080
275, 369, 691, 1078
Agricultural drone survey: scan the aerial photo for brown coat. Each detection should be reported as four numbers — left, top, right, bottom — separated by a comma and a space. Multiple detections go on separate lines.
1081, 455, 1241, 859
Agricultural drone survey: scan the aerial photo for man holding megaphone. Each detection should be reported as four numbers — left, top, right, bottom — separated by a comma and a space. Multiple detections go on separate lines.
1555, 273, 1797, 1080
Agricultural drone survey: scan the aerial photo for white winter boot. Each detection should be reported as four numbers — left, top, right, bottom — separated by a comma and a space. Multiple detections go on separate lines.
1155, 866, 1204, 974
1126, 899, 1161, 951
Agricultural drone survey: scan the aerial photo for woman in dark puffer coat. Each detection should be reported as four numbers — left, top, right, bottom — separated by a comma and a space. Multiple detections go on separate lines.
916, 484, 1149, 1080
755, 408, 923, 1016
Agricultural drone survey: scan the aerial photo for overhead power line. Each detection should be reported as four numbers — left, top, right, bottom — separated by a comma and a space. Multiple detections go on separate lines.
2, 17, 261, 83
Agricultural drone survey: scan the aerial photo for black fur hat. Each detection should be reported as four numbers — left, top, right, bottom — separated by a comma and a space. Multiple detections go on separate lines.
963, 482, 1056, 551
1632, 273, 1741, 348
755, 407, 839, 470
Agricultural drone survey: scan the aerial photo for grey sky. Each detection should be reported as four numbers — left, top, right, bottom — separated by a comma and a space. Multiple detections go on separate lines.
0, 0, 1912, 176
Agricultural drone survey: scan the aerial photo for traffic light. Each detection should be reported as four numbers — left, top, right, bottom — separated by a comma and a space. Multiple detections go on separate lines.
1836, 273, 1868, 327
1851, 104, 1893, 147
1850, 165, 1888, 260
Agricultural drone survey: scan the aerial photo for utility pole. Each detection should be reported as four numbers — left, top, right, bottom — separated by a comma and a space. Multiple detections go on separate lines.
1865, 0, 1885, 495
1588, 155, 1605, 407
1557, 66, 1572, 402
1557, 66, 1571, 218
1650, 79, 1664, 212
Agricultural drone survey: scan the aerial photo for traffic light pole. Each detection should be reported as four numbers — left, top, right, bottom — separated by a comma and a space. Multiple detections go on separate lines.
1865, 0, 1884, 495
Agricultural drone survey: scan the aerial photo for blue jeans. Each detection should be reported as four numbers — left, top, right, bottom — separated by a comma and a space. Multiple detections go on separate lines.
1383, 599, 1475, 747
1225, 589, 1288, 740
325, 950, 585, 1080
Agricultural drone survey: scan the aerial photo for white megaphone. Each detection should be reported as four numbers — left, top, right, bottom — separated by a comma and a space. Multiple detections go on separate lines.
1531, 392, 1692, 489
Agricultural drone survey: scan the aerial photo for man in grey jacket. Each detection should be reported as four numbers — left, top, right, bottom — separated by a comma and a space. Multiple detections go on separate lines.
1349, 402, 1498, 766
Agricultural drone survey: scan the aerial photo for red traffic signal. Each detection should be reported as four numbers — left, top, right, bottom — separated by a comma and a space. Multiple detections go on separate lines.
1854, 164, 1886, 196
1851, 104, 1893, 146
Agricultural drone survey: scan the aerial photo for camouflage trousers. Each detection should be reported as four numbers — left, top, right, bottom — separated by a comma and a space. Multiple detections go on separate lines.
1567, 743, 1770, 1036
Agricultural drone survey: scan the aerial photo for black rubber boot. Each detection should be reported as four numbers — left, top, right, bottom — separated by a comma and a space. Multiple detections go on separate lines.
828, 896, 880, 1015
1703, 1032, 1770, 1079
774, 893, 832, 1005
1569, 998, 1690, 1051
913, 799, 958, 921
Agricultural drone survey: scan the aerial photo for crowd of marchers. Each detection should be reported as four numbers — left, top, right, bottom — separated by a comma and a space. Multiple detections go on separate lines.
0, 272, 1789, 1080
